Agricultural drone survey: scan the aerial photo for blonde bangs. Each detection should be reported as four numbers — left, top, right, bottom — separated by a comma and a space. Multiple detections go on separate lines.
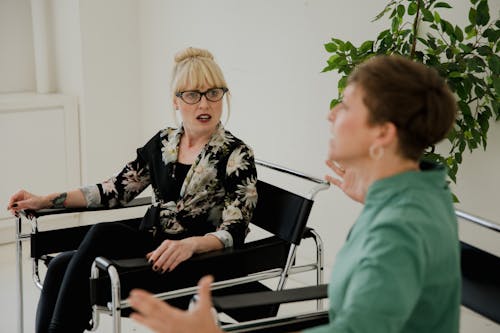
173, 58, 227, 92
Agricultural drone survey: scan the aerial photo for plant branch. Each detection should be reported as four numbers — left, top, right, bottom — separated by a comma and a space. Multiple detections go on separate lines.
410, 0, 421, 58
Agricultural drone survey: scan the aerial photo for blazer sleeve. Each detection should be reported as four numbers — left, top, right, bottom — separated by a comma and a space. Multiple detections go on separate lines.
217, 144, 258, 247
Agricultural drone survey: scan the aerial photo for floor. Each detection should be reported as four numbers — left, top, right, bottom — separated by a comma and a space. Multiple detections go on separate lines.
0, 241, 498, 333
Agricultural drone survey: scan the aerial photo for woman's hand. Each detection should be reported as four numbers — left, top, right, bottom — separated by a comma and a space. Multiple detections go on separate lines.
129, 275, 222, 333
147, 238, 197, 273
7, 190, 48, 216
325, 160, 366, 204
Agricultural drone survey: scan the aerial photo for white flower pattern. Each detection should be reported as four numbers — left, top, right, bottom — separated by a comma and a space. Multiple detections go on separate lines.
96, 123, 257, 246
237, 176, 258, 208
226, 146, 250, 177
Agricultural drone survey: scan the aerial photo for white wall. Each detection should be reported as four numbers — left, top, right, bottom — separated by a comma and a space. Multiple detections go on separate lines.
0, 0, 499, 330
0, 0, 36, 92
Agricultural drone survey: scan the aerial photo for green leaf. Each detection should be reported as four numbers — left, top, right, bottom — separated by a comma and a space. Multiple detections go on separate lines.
441, 20, 454, 37
397, 4, 405, 18
391, 17, 401, 32
493, 75, 500, 96
474, 85, 485, 98
346, 41, 355, 51
488, 54, 500, 74
476, 0, 490, 26
408, 2, 418, 15
449, 71, 462, 78
331, 38, 345, 48
465, 57, 485, 73
359, 40, 374, 53
324, 42, 337, 52
422, 8, 434, 22
468, 8, 476, 25
389, 8, 397, 19
377, 29, 391, 40
326, 54, 340, 66
446, 48, 454, 59
458, 100, 474, 117
454, 26, 464, 42
337, 76, 348, 91
433, 2, 452, 9
477, 45, 491, 56
330, 98, 341, 110
459, 43, 473, 53
373, 2, 395, 21
321, 65, 333, 73
483, 28, 500, 43
434, 11, 441, 23
478, 111, 490, 133
417, 37, 429, 46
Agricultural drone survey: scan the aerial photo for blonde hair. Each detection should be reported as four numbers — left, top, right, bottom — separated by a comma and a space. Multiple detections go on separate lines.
171, 47, 231, 123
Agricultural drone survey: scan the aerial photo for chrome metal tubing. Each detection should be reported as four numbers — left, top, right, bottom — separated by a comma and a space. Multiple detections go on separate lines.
307, 182, 330, 200
16, 216, 24, 333
456, 210, 500, 233
255, 159, 328, 185
89, 262, 100, 332
288, 264, 318, 274
108, 266, 122, 333
310, 228, 325, 310
32, 259, 43, 290
223, 310, 329, 332
277, 244, 298, 291
120, 268, 284, 309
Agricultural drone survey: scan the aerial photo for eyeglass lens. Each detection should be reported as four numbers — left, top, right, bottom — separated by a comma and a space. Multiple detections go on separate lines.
178, 88, 226, 104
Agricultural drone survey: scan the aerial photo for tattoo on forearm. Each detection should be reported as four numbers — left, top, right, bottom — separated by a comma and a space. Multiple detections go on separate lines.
51, 192, 67, 208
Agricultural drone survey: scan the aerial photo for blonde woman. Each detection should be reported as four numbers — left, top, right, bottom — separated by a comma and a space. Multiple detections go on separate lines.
7, 47, 257, 333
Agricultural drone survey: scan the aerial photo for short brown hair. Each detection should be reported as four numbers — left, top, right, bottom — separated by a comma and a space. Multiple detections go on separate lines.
348, 55, 457, 160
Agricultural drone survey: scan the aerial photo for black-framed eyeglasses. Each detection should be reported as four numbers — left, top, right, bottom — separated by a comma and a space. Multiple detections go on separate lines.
175, 87, 228, 105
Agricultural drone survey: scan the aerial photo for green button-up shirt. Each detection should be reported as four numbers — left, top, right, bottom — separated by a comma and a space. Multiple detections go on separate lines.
305, 162, 460, 333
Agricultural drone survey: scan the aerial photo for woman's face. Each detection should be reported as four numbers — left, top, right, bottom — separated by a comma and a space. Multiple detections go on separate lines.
327, 84, 378, 165
175, 85, 223, 136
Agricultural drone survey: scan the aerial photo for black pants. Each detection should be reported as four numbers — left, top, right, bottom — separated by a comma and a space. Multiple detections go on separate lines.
36, 219, 161, 333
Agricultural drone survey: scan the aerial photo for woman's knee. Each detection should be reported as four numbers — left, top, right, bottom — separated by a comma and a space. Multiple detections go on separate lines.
43, 251, 75, 287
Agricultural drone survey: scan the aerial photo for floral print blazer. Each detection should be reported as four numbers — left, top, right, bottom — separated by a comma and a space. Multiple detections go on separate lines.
81, 124, 258, 248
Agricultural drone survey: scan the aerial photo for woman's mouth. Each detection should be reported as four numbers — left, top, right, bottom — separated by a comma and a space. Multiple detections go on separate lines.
196, 114, 212, 122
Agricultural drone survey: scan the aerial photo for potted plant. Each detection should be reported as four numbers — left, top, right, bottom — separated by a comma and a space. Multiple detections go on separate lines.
322, 0, 499, 190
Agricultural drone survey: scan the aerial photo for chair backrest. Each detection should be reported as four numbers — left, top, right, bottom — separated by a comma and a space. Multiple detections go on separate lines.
460, 241, 500, 324
251, 180, 314, 245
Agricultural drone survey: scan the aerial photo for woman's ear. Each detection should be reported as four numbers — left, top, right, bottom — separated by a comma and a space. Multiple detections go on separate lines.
375, 122, 398, 147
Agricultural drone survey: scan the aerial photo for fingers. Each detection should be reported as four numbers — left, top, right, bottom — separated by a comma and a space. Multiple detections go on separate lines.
196, 275, 214, 310
129, 289, 174, 315
325, 174, 343, 188
128, 289, 177, 333
149, 240, 192, 273
7, 189, 26, 211
325, 160, 345, 177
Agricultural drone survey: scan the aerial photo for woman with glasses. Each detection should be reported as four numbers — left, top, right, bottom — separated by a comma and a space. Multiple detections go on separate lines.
7, 47, 257, 333
128, 55, 460, 333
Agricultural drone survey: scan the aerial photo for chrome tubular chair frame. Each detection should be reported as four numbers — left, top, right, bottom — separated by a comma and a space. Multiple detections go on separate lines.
15, 159, 329, 333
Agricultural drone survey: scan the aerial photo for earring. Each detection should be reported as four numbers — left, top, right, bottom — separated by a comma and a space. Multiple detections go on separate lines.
369, 145, 384, 160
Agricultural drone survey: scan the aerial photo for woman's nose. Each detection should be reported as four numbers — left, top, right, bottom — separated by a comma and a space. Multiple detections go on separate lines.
198, 95, 210, 107
328, 107, 337, 122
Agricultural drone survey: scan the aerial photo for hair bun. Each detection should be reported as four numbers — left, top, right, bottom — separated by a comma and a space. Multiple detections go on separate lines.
174, 47, 214, 63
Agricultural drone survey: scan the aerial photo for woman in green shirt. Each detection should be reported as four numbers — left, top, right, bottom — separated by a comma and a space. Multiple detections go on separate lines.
127, 55, 460, 333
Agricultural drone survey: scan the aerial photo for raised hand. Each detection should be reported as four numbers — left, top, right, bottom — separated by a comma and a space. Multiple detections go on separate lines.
129, 275, 221, 333
325, 160, 366, 204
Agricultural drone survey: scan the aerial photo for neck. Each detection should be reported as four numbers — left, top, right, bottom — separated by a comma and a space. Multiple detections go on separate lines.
347, 155, 420, 193
182, 128, 214, 148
